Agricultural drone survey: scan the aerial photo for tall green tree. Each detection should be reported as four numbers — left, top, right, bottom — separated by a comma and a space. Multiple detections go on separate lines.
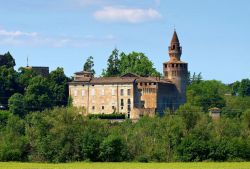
0, 66, 20, 107
102, 48, 120, 77
0, 52, 16, 68
24, 76, 52, 112
48, 67, 69, 107
187, 80, 226, 111
119, 52, 160, 77
83, 56, 95, 75
8, 93, 26, 118
230, 79, 250, 97
231, 81, 240, 96
17, 67, 36, 93
239, 79, 250, 97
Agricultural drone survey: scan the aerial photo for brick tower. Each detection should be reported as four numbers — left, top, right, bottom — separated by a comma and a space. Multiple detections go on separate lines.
163, 30, 188, 105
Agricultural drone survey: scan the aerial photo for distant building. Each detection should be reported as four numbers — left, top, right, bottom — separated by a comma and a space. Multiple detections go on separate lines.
209, 107, 221, 120
69, 31, 188, 120
25, 66, 49, 77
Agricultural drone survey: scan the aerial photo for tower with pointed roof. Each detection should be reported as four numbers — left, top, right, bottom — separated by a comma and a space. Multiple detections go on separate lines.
163, 30, 188, 105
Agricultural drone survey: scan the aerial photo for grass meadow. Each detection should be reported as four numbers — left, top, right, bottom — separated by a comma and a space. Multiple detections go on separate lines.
0, 162, 250, 169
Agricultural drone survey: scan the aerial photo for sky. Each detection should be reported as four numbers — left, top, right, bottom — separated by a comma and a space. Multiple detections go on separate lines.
0, 0, 249, 84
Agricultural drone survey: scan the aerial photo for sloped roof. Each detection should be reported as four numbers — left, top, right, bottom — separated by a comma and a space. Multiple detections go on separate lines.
70, 70, 173, 85
171, 30, 180, 44
74, 71, 92, 75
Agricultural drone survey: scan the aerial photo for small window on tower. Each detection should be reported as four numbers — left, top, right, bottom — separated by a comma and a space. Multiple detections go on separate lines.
173, 45, 175, 50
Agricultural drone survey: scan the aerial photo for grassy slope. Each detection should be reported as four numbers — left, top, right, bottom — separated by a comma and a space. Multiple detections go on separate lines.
0, 162, 250, 169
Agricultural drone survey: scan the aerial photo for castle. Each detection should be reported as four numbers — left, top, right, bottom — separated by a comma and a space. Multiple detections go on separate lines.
68, 31, 188, 120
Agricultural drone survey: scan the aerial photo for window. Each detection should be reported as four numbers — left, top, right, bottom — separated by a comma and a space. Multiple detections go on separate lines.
102, 106, 104, 110
121, 99, 124, 106
127, 89, 131, 96
82, 90, 85, 96
101, 89, 105, 96
128, 105, 131, 112
74, 90, 77, 97
92, 106, 95, 110
91, 89, 95, 96
165, 72, 168, 77
112, 106, 115, 110
128, 99, 131, 105
112, 89, 116, 96
127, 112, 130, 118
120, 89, 124, 96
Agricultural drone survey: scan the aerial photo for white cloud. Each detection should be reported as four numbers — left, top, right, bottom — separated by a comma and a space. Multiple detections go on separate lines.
0, 29, 38, 37
74, 0, 105, 6
0, 28, 117, 48
94, 6, 162, 23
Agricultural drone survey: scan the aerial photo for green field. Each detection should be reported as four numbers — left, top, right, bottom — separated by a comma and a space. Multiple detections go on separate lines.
1, 162, 250, 169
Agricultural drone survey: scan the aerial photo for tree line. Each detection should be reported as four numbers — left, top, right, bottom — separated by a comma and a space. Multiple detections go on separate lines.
0, 50, 250, 162
0, 105, 250, 162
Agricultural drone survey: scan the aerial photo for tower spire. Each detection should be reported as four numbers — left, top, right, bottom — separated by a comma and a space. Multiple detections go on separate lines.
168, 30, 182, 62
26, 56, 29, 67
171, 30, 180, 44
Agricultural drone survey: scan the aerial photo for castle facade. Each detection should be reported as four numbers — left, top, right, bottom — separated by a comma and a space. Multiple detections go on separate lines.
68, 31, 188, 120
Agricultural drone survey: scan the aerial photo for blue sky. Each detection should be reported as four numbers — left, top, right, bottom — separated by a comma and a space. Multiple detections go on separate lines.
0, 0, 249, 84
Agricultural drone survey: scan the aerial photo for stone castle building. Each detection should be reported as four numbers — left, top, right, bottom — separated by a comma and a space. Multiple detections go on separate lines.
69, 31, 188, 120
24, 66, 49, 77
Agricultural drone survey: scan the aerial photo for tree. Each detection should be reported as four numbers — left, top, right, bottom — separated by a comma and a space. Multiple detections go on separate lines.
187, 80, 226, 111
0, 52, 16, 68
231, 81, 240, 96
83, 56, 95, 75
239, 79, 250, 97
102, 48, 120, 77
176, 126, 211, 161
8, 93, 26, 117
187, 72, 202, 85
230, 79, 250, 97
99, 135, 129, 162
0, 115, 28, 161
119, 52, 160, 77
176, 104, 201, 132
242, 109, 250, 129
17, 67, 37, 93
24, 76, 52, 112
48, 67, 69, 107
0, 66, 20, 107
